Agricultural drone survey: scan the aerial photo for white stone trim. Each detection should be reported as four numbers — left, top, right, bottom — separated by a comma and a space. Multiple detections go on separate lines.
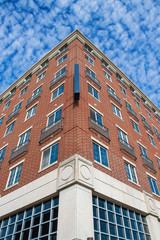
122, 156, 136, 167
91, 136, 109, 149
18, 126, 33, 137
87, 81, 100, 92
25, 101, 39, 111
0, 143, 8, 151
9, 159, 25, 170
54, 64, 67, 75
6, 119, 16, 128
115, 124, 128, 135
51, 81, 65, 93
85, 64, 96, 74
110, 100, 121, 110
40, 137, 61, 151
146, 172, 157, 180
88, 104, 103, 116
32, 83, 43, 93
46, 104, 63, 117
137, 141, 147, 149
107, 83, 115, 92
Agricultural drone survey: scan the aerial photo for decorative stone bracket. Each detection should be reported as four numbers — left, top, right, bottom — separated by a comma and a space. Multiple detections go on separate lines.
143, 191, 159, 217
57, 154, 94, 191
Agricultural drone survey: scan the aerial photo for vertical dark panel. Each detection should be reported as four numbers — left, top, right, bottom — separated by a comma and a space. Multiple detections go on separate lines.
74, 64, 80, 100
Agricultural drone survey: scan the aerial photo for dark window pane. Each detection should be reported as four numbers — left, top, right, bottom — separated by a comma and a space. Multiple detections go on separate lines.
143, 224, 149, 233
93, 206, 98, 218
41, 222, 49, 236
50, 234, 57, 240
125, 228, 132, 239
10, 215, 16, 224
115, 205, 121, 214
101, 234, 109, 240
94, 219, 99, 231
3, 218, 9, 227
16, 221, 22, 232
99, 198, 105, 208
129, 210, 134, 219
26, 208, 32, 217
52, 207, 58, 219
137, 222, 143, 232
14, 232, 21, 240
94, 232, 100, 240
22, 230, 29, 240
100, 221, 107, 233
44, 200, 51, 210
53, 197, 59, 206
124, 217, 129, 227
0, 227, 7, 237
107, 202, 113, 211
33, 214, 40, 226
18, 212, 24, 221
109, 223, 116, 236
140, 233, 145, 240
133, 231, 138, 239
24, 218, 31, 229
51, 220, 57, 233
8, 224, 14, 235
118, 226, 124, 237
35, 204, 41, 214
116, 215, 122, 225
122, 208, 128, 216
131, 220, 136, 229
136, 213, 141, 221
99, 209, 106, 220
108, 212, 115, 223
31, 226, 39, 238
42, 210, 50, 222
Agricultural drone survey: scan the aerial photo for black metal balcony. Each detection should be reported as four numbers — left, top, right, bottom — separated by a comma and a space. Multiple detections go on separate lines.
37, 62, 49, 75
131, 91, 140, 101
6, 108, 21, 123
85, 71, 101, 88
50, 71, 67, 89
117, 77, 127, 89
118, 138, 137, 160
108, 89, 122, 106
83, 46, 95, 59
26, 91, 42, 108
126, 107, 139, 121
142, 121, 153, 134
4, 92, 15, 103
20, 78, 31, 89
9, 141, 30, 163
101, 62, 113, 75
39, 118, 63, 144
141, 154, 156, 172
89, 117, 110, 142
143, 102, 151, 112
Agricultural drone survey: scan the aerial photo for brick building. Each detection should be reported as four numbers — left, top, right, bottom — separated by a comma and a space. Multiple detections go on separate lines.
0, 29, 160, 239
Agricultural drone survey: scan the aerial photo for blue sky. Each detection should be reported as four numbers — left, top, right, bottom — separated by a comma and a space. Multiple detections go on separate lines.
0, 0, 159, 108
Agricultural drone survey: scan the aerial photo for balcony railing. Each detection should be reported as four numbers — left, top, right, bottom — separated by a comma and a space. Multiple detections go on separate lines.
126, 107, 139, 121
56, 46, 68, 59
50, 71, 67, 89
108, 89, 122, 106
4, 92, 15, 103
143, 102, 151, 112
131, 91, 140, 101
141, 154, 156, 172
20, 78, 31, 89
37, 62, 49, 75
26, 91, 42, 108
89, 117, 110, 142
85, 71, 101, 88
142, 121, 153, 134
6, 108, 21, 123
83, 46, 95, 59
154, 112, 160, 121
101, 62, 112, 75
9, 141, 30, 163
39, 118, 64, 143
117, 77, 127, 89
118, 138, 137, 160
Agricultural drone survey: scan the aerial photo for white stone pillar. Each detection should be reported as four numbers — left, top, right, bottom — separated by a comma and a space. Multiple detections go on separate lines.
57, 184, 94, 240
146, 214, 160, 240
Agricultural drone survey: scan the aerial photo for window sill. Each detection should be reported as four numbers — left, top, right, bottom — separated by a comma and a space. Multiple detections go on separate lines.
38, 161, 57, 173
128, 179, 141, 187
94, 160, 111, 171
152, 192, 160, 198
113, 113, 123, 121
4, 182, 19, 191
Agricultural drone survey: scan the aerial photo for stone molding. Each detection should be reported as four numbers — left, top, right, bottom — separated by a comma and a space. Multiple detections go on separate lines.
57, 154, 93, 191
143, 191, 159, 217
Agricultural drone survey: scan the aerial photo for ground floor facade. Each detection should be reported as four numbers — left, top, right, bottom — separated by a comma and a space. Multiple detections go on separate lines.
0, 154, 160, 240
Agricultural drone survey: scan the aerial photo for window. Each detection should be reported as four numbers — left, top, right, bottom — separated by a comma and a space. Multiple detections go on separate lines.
93, 196, 151, 240
120, 86, 127, 95
131, 120, 140, 133
0, 116, 4, 126
7, 164, 22, 188
0, 197, 58, 240
135, 99, 140, 108
0, 147, 6, 161
112, 104, 122, 118
55, 67, 66, 79
148, 134, 155, 146
158, 121, 160, 127
88, 84, 99, 100
104, 71, 111, 81
156, 156, 160, 168
147, 111, 152, 119
108, 85, 115, 95
85, 54, 94, 65
153, 126, 159, 135
86, 67, 96, 79
141, 115, 146, 123
148, 176, 159, 196
125, 101, 132, 111
47, 108, 62, 128
20, 86, 27, 97
18, 130, 31, 147
118, 129, 128, 143
93, 142, 108, 167
52, 84, 64, 101
14, 102, 22, 112
125, 162, 138, 183
37, 72, 46, 82
26, 105, 37, 120
57, 54, 67, 65
33, 86, 42, 97
139, 145, 148, 159
41, 142, 59, 169
90, 108, 102, 126
3, 101, 10, 111
5, 122, 15, 136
